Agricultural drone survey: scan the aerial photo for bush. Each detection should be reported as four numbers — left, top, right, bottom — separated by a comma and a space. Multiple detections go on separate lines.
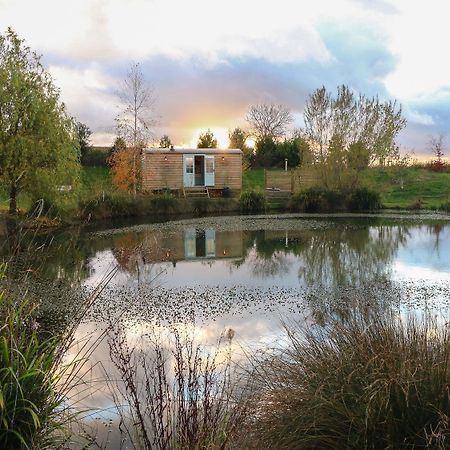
191, 198, 209, 215
239, 190, 266, 212
440, 202, 450, 212
347, 187, 381, 211
291, 188, 348, 212
79, 191, 138, 220
249, 307, 450, 449
149, 192, 179, 213
291, 187, 327, 212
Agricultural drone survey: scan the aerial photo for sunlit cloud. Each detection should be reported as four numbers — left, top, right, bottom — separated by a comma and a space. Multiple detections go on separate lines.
2, 0, 450, 152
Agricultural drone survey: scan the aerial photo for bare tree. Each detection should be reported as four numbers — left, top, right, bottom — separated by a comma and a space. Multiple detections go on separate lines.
246, 103, 293, 141
429, 134, 446, 171
115, 62, 156, 196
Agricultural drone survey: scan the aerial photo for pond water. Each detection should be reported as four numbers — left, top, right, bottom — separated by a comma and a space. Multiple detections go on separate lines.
2, 212, 450, 447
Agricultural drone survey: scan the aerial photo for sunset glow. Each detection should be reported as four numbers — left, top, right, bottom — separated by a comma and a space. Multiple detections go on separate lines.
3, 0, 450, 155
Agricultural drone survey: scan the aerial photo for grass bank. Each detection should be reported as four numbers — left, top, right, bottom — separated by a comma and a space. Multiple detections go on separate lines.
1, 166, 449, 224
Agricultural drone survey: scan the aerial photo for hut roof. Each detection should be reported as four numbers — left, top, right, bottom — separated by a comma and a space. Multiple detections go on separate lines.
143, 147, 242, 155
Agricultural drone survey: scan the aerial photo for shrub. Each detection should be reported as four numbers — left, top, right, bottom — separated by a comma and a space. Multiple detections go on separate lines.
248, 307, 450, 450
149, 192, 179, 213
440, 202, 450, 212
79, 191, 138, 220
107, 326, 247, 450
347, 187, 381, 211
239, 190, 266, 212
291, 187, 325, 212
410, 197, 424, 210
191, 197, 209, 215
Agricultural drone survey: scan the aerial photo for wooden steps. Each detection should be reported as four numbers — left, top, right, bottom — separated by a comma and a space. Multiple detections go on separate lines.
183, 187, 210, 198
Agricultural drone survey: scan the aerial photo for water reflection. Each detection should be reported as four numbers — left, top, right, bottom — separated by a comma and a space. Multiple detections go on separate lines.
102, 222, 410, 289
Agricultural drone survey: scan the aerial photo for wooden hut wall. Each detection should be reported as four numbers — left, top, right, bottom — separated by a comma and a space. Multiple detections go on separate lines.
142, 153, 183, 191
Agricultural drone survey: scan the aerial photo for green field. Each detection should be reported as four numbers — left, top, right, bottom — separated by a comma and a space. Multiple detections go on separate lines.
362, 167, 450, 209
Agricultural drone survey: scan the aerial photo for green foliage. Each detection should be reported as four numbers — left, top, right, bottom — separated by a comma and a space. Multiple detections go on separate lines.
440, 202, 450, 212
249, 307, 450, 449
304, 84, 406, 189
239, 190, 266, 212
229, 127, 254, 168
80, 147, 110, 167
0, 264, 67, 449
159, 134, 172, 148
276, 137, 309, 168
348, 188, 381, 211
228, 127, 248, 150
79, 191, 139, 220
291, 187, 380, 212
254, 136, 308, 168
0, 28, 80, 214
197, 129, 218, 148
149, 192, 179, 213
290, 188, 329, 212
254, 136, 278, 167
75, 121, 92, 162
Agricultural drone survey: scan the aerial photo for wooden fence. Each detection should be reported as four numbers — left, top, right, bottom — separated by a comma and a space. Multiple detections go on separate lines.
264, 167, 320, 196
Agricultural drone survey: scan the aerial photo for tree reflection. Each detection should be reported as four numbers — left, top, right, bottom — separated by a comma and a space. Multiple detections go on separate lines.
297, 225, 410, 287
233, 223, 411, 286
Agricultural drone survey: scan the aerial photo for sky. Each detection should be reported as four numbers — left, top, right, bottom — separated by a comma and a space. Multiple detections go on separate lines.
1, 0, 450, 157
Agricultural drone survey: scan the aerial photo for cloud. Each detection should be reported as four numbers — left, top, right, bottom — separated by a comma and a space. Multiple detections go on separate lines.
404, 109, 434, 126
48, 65, 119, 135
3, 0, 450, 152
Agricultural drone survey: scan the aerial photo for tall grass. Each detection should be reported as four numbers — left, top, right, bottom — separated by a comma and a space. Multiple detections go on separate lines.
0, 263, 69, 449
0, 262, 117, 449
247, 306, 450, 449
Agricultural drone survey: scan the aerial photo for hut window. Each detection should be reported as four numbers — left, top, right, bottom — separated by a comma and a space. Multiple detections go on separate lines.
186, 157, 194, 173
206, 157, 215, 173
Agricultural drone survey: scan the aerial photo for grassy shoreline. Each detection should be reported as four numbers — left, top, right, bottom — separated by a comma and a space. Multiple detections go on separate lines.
1, 166, 449, 225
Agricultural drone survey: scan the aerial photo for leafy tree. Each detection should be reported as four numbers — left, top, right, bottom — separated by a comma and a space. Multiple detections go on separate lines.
276, 136, 310, 168
76, 120, 92, 163
0, 28, 80, 214
254, 135, 309, 168
303, 85, 406, 189
159, 134, 172, 148
229, 127, 253, 167
246, 104, 293, 141
254, 136, 277, 167
110, 136, 127, 154
114, 62, 155, 195
228, 127, 248, 150
197, 129, 217, 148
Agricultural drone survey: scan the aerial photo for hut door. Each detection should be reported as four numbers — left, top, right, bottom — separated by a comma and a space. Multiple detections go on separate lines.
205, 155, 215, 186
183, 155, 195, 187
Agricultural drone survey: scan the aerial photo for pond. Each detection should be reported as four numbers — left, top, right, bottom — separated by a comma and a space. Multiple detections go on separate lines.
2, 212, 450, 447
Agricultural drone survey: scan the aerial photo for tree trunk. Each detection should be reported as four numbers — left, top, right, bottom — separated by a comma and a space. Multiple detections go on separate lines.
9, 183, 17, 215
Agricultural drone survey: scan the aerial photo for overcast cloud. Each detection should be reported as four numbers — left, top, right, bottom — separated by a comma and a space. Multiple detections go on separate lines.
2, 0, 450, 156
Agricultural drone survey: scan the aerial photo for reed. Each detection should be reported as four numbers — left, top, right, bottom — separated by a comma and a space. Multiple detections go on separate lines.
247, 306, 450, 449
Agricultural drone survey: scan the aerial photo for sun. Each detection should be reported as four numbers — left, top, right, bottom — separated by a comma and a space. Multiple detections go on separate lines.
190, 127, 230, 148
